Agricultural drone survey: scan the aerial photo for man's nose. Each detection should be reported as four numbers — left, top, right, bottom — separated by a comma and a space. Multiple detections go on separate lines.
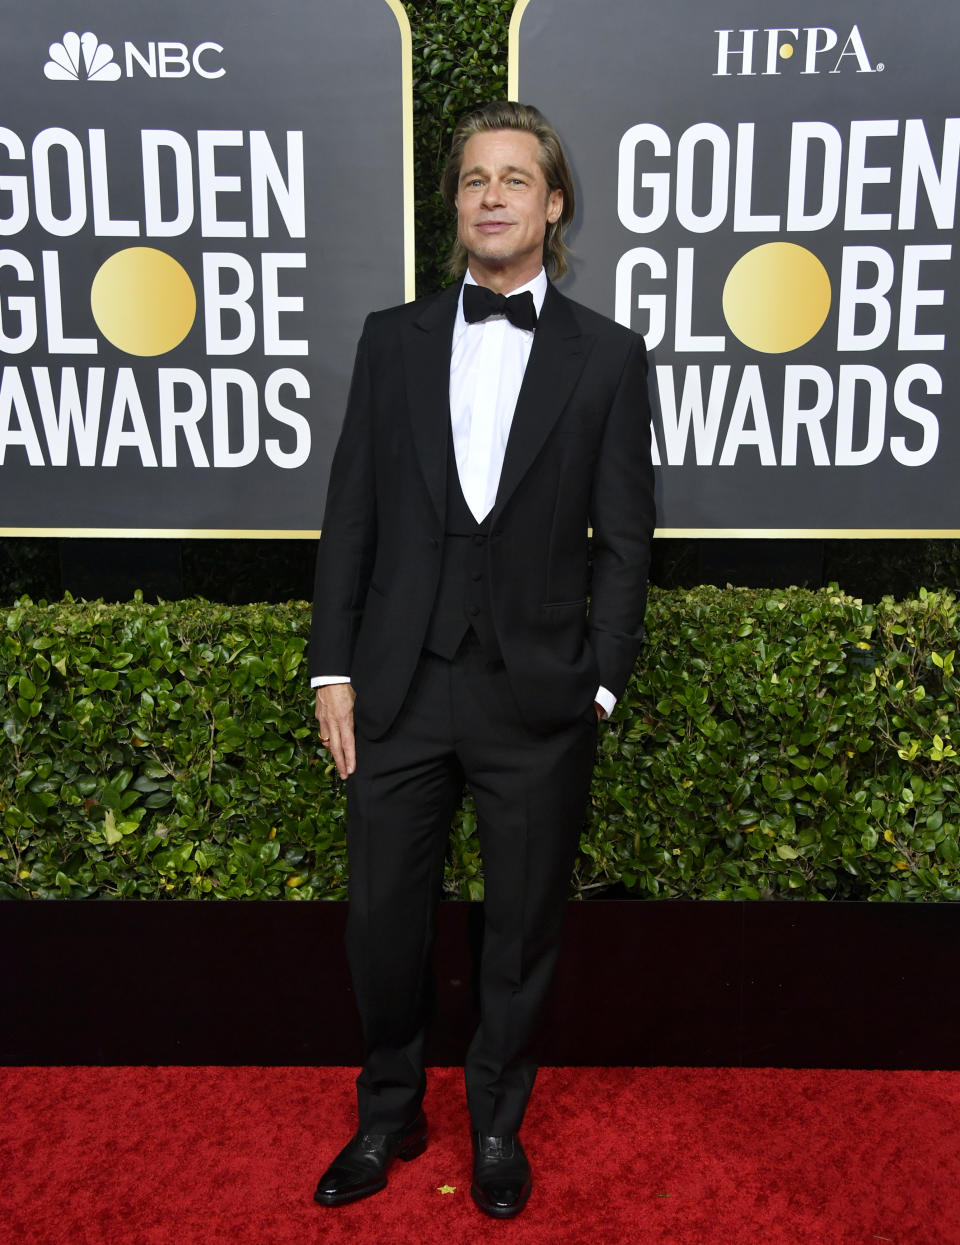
481, 179, 505, 208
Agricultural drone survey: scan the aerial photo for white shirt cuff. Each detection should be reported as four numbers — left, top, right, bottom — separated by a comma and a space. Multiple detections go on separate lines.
594, 686, 616, 718
311, 676, 350, 689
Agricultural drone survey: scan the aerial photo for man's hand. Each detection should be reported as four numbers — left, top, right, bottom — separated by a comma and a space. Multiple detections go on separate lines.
315, 683, 357, 779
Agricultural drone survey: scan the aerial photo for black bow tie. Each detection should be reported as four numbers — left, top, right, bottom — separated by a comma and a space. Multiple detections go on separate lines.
462, 283, 538, 331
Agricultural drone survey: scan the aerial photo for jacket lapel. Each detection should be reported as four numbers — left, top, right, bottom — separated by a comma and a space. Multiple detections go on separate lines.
493, 284, 593, 519
402, 284, 460, 527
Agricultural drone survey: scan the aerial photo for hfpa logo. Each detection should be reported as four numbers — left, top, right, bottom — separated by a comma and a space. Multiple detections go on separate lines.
714, 25, 882, 77
44, 30, 225, 81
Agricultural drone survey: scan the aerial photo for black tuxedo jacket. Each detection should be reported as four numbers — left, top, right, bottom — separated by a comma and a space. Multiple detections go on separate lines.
309, 279, 655, 737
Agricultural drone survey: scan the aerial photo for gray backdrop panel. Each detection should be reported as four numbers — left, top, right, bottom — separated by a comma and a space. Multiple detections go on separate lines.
0, 0, 408, 532
514, 0, 959, 532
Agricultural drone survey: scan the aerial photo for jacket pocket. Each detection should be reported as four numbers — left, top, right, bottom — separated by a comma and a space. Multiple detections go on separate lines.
541, 597, 586, 610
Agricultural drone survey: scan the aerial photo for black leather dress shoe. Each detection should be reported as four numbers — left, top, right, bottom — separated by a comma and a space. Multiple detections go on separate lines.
313, 1111, 427, 1206
470, 1132, 532, 1219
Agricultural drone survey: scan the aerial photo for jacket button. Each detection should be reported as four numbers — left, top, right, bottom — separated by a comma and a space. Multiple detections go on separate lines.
473, 534, 486, 546
468, 605, 480, 617
471, 571, 482, 582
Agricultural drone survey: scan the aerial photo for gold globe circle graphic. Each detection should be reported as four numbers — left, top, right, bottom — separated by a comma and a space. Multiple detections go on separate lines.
722, 242, 831, 354
91, 247, 196, 356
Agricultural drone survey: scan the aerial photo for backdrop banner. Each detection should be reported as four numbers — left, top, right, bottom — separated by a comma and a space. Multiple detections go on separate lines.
0, 0, 410, 535
512, 0, 959, 534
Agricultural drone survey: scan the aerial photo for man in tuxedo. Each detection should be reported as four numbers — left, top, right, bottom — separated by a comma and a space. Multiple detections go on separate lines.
310, 100, 654, 1218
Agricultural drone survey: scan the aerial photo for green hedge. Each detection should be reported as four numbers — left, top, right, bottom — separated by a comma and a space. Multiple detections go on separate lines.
410, 0, 514, 294
2, 587, 957, 901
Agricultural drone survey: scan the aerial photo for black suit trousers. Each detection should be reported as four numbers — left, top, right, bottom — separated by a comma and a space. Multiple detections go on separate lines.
345, 638, 597, 1136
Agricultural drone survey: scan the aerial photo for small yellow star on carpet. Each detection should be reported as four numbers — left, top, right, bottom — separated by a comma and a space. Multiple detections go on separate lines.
437, 1184, 456, 1195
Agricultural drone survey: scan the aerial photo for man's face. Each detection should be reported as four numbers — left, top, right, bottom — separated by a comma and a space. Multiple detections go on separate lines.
455, 129, 563, 291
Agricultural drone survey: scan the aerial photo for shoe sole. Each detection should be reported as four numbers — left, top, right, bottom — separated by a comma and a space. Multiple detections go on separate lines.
314, 1176, 388, 1207
470, 1180, 531, 1219
314, 1133, 427, 1207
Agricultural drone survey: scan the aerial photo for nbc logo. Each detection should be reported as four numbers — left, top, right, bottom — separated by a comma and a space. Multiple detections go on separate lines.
44, 31, 121, 82
43, 30, 225, 80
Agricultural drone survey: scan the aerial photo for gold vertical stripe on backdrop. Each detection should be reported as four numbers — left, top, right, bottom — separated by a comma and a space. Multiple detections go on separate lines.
382, 0, 416, 301
508, 0, 534, 100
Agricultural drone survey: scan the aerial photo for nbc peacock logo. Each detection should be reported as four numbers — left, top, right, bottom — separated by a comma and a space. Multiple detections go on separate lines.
44, 31, 121, 82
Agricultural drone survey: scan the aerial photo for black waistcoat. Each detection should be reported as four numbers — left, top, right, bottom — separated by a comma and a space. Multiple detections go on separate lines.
422, 438, 499, 660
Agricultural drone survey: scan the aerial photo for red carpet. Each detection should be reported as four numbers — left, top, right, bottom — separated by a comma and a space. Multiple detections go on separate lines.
1, 1066, 957, 1243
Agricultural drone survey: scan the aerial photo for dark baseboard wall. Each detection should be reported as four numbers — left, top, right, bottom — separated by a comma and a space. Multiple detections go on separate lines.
2, 535, 957, 608
2, 900, 956, 1068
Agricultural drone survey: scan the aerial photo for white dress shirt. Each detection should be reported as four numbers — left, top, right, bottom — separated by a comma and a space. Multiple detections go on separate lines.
450, 268, 544, 521
313, 268, 615, 718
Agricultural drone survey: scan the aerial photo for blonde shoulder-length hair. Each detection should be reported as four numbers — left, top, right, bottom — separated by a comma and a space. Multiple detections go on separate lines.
441, 100, 576, 281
